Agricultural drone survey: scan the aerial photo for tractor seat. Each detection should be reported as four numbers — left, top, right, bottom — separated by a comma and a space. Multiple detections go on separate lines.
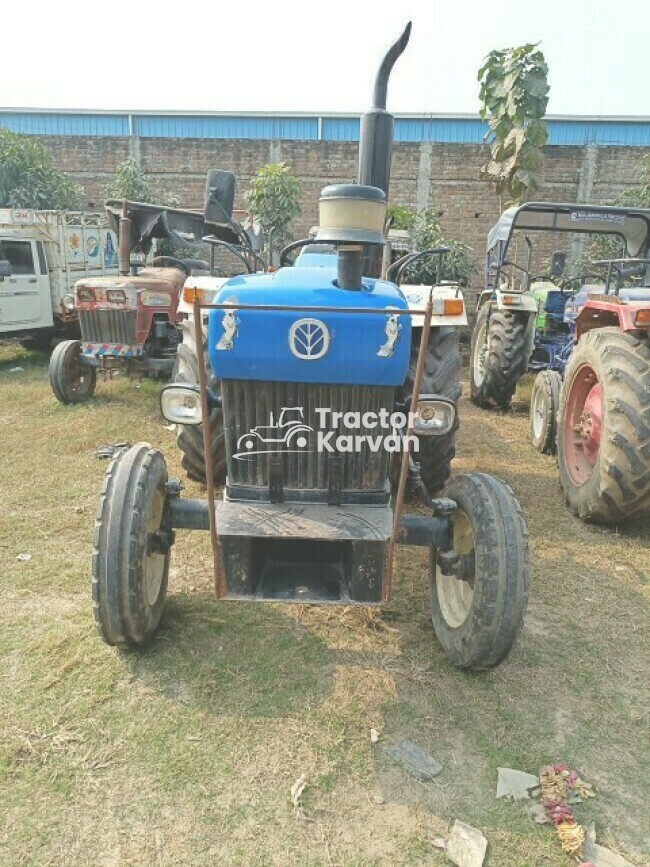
544, 290, 569, 321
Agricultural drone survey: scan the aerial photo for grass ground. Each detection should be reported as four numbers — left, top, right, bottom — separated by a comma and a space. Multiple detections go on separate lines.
1, 343, 648, 867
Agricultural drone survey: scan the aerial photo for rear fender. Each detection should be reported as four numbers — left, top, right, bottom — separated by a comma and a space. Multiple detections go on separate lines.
404, 284, 468, 329
575, 298, 645, 338
480, 291, 537, 357
177, 275, 230, 318
493, 290, 539, 315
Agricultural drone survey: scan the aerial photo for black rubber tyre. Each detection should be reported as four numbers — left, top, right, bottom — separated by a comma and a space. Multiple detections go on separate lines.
404, 327, 461, 496
49, 339, 96, 403
429, 472, 529, 671
470, 305, 529, 409
92, 443, 173, 648
174, 318, 226, 484
557, 327, 650, 524
529, 370, 561, 454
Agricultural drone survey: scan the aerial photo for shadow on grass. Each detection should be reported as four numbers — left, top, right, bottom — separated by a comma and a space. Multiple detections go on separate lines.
123, 591, 342, 719
0, 343, 49, 375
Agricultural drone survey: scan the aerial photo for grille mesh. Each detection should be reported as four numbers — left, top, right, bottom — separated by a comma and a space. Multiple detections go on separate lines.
222, 380, 394, 494
79, 309, 137, 344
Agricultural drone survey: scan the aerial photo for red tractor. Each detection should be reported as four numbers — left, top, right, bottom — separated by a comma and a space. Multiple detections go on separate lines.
558, 254, 650, 523
49, 260, 188, 403
48, 198, 239, 403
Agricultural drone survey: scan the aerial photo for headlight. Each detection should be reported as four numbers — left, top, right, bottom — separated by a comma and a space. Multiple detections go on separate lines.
77, 287, 95, 302
412, 396, 456, 436
62, 294, 75, 311
142, 290, 172, 307
106, 288, 126, 303
161, 385, 203, 425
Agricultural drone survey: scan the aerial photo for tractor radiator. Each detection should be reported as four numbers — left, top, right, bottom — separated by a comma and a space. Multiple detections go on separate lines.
221, 380, 395, 502
79, 308, 137, 345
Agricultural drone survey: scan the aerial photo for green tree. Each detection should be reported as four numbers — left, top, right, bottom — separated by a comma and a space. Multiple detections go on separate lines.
101, 156, 179, 207
0, 128, 83, 209
478, 44, 550, 205
411, 208, 477, 286
244, 163, 301, 249
391, 206, 477, 286
386, 204, 417, 231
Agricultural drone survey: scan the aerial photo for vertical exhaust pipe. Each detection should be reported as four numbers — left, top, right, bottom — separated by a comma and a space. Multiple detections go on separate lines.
358, 21, 412, 277
118, 199, 132, 276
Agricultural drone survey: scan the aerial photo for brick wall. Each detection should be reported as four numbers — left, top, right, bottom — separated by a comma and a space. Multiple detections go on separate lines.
39, 134, 647, 287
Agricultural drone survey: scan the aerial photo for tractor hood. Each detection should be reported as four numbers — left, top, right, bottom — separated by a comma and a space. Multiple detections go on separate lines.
208, 266, 410, 386
75, 267, 185, 306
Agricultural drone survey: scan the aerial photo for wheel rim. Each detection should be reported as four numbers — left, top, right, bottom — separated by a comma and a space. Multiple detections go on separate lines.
145, 488, 166, 607
563, 363, 603, 485
67, 353, 90, 396
472, 320, 489, 387
436, 510, 475, 628
532, 384, 546, 440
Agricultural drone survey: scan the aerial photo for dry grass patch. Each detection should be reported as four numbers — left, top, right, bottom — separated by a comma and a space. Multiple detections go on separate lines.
1, 345, 648, 866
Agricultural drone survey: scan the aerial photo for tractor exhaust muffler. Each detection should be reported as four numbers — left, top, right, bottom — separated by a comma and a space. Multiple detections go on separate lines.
357, 21, 411, 277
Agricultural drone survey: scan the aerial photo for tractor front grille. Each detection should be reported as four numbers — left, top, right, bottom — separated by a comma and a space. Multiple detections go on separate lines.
222, 380, 394, 502
79, 308, 137, 345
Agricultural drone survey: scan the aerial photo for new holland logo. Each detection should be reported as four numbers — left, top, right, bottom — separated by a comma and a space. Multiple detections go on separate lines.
288, 318, 330, 360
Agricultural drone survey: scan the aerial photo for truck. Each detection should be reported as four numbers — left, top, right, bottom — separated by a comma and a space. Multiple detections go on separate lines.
0, 209, 118, 346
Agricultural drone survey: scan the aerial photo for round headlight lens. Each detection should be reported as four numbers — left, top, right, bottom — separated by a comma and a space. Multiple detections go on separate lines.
62, 294, 75, 311
77, 287, 95, 302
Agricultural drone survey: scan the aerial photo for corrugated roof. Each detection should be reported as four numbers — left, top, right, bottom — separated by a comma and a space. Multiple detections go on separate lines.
1, 109, 649, 146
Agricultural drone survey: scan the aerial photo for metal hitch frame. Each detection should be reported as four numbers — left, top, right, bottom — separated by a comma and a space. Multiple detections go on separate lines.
182, 290, 455, 603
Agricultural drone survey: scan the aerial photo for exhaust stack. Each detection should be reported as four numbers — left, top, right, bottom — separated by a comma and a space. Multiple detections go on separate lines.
357, 21, 412, 277
358, 22, 411, 195
313, 23, 411, 286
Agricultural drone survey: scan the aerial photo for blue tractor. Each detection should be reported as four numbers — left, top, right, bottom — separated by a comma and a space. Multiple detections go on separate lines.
89, 24, 529, 671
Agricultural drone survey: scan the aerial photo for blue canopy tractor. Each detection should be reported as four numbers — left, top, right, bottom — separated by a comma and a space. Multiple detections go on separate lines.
90, 24, 530, 671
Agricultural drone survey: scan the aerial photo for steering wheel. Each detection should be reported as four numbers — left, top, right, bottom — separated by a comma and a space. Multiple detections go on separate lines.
151, 256, 192, 276
279, 238, 321, 268
559, 273, 606, 293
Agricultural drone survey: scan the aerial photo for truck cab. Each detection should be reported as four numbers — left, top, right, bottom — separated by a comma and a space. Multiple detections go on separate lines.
0, 208, 118, 345
0, 234, 53, 334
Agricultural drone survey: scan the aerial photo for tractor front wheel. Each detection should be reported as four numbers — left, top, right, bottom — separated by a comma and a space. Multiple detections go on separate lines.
49, 339, 96, 403
530, 369, 561, 454
557, 327, 650, 523
470, 305, 529, 409
92, 443, 173, 648
429, 473, 529, 670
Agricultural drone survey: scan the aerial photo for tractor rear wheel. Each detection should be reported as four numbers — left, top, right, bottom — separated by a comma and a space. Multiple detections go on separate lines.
470, 305, 529, 409
92, 443, 173, 648
174, 318, 226, 484
530, 369, 561, 454
49, 339, 96, 403
404, 326, 461, 496
557, 327, 650, 523
429, 472, 529, 670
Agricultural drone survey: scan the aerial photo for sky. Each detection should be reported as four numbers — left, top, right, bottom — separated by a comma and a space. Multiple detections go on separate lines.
1, 0, 649, 117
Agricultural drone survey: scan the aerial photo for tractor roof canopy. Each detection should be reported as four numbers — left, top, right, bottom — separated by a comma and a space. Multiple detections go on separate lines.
487, 202, 650, 260
105, 200, 241, 253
